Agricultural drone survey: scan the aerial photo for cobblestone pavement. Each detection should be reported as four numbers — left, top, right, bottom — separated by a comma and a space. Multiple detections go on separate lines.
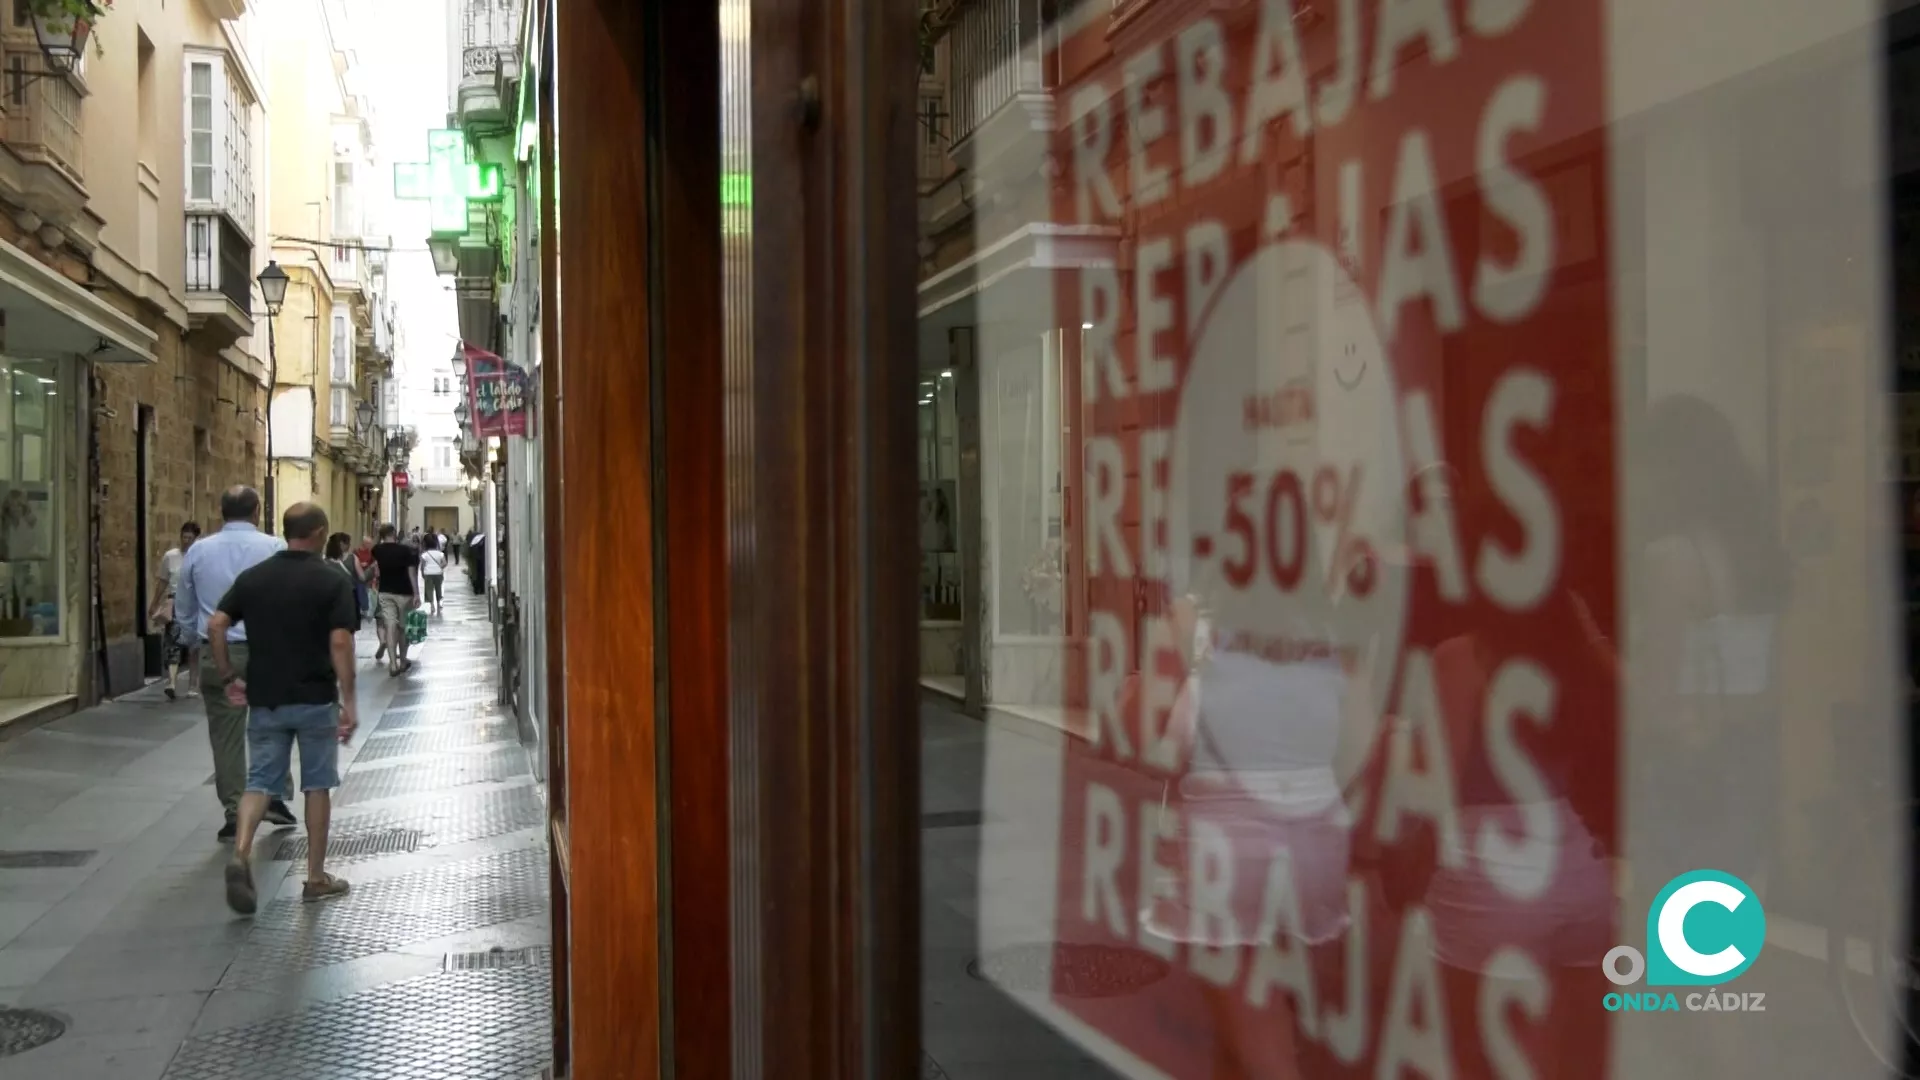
0, 583, 550, 1080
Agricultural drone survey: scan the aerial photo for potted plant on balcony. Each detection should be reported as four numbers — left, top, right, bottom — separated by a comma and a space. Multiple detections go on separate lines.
24, 0, 107, 66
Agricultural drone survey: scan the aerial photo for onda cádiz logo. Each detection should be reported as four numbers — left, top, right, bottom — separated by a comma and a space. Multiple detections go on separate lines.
1602, 869, 1768, 1014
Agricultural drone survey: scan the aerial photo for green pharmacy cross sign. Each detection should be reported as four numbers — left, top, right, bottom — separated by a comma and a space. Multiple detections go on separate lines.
394, 130, 503, 235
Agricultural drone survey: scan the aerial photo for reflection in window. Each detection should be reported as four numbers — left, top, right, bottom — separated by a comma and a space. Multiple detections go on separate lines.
0, 360, 60, 639
986, 332, 1063, 641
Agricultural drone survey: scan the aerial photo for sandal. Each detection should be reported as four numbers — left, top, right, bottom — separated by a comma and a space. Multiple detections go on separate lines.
301, 873, 350, 903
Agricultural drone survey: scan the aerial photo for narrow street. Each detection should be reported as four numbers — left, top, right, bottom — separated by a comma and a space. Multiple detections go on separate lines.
0, 583, 550, 1080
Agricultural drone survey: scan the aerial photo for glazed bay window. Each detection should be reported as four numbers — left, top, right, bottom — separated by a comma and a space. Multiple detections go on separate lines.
329, 387, 351, 429
331, 305, 351, 384
184, 50, 256, 234
333, 156, 359, 238
0, 360, 63, 640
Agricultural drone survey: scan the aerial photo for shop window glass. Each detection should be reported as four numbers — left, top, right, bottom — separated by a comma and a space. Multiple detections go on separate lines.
916, 1, 1905, 1078
0, 360, 61, 639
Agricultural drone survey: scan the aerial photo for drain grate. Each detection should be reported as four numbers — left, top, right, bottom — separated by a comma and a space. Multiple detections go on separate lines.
967, 942, 1170, 998
444, 945, 548, 971
271, 826, 424, 863
0, 1007, 65, 1056
0, 850, 94, 869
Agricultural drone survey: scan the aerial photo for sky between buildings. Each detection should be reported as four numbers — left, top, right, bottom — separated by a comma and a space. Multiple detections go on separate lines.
340, 0, 457, 385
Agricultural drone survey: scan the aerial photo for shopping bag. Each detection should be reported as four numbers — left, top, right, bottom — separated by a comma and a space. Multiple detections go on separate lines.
405, 608, 428, 646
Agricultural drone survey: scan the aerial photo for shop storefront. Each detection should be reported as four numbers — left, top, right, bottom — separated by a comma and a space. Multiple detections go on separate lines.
0, 240, 153, 716
530, 0, 1915, 1076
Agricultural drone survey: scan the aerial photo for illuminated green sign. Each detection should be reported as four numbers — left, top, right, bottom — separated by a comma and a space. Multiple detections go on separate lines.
394, 130, 504, 235
722, 172, 750, 208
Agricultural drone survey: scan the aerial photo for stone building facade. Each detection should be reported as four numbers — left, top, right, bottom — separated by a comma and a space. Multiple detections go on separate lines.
93, 320, 265, 691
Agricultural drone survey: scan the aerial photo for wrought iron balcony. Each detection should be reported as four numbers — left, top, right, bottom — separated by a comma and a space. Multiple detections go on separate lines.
945, 0, 1048, 150
457, 0, 522, 131
185, 211, 252, 344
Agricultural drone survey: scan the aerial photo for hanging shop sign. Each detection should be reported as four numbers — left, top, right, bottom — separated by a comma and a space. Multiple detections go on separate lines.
461, 342, 532, 438
391, 469, 410, 491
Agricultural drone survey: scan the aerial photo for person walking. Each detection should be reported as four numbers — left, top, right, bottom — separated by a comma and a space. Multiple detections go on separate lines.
420, 534, 447, 615
354, 536, 377, 621
148, 521, 202, 700
175, 487, 296, 842
210, 502, 358, 913
370, 524, 421, 676
326, 532, 367, 623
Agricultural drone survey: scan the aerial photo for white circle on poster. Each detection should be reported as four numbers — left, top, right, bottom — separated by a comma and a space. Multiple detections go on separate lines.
1168, 239, 1410, 709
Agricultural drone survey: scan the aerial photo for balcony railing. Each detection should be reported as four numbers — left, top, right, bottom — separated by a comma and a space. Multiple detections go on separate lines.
947, 0, 1046, 148
3, 51, 81, 185
185, 212, 252, 316
918, 91, 950, 191
462, 0, 519, 50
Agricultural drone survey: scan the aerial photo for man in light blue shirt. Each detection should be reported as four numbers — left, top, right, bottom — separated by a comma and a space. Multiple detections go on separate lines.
176, 486, 296, 841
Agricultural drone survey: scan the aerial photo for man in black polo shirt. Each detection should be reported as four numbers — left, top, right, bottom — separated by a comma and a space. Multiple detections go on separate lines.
369, 523, 421, 676
208, 502, 359, 914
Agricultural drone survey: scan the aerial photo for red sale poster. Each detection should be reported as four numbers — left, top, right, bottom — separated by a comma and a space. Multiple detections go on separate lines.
975, 1, 1621, 1077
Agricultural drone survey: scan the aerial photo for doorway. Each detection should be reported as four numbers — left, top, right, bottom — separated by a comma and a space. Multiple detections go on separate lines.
424, 506, 460, 537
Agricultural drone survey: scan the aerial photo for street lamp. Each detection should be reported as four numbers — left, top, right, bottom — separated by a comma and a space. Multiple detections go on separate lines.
26, 2, 95, 78
450, 344, 467, 377
255, 260, 291, 533
426, 237, 459, 277
354, 398, 376, 440
453, 400, 469, 426
257, 261, 289, 315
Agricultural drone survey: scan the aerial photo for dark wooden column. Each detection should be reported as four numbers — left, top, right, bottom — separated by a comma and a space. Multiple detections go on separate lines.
645, 0, 731, 1077
549, 0, 662, 1075
725, 0, 923, 1075
533, 0, 569, 1074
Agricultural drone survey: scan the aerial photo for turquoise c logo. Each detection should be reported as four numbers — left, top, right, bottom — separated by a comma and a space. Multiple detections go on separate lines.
1644, 870, 1767, 986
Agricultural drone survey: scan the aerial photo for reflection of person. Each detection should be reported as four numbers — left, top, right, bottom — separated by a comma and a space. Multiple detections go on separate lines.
150, 521, 202, 700
1136, 587, 1374, 1078
176, 487, 296, 842
0, 488, 40, 561
919, 485, 954, 552
1619, 395, 1785, 891
212, 502, 358, 913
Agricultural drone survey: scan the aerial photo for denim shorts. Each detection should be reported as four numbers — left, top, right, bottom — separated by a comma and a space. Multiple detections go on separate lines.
246, 703, 341, 793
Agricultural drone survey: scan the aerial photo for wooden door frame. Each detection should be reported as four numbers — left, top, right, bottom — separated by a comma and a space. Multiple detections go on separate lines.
542, 0, 920, 1074
724, 0, 923, 1076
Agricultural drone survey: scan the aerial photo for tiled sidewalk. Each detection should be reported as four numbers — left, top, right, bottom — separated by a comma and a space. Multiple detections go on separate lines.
0, 581, 550, 1079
